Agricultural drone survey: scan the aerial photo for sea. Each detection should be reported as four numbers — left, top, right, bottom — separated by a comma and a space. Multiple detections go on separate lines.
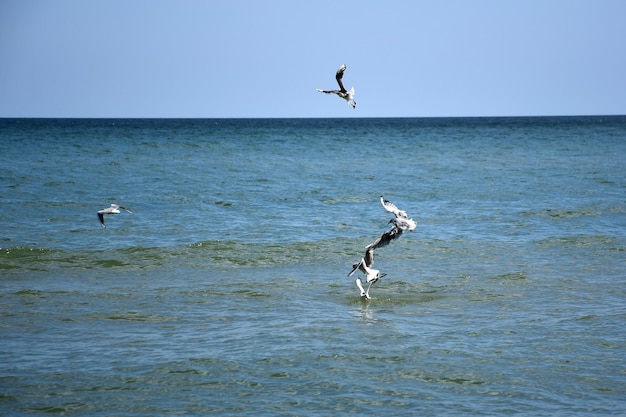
1, 116, 625, 416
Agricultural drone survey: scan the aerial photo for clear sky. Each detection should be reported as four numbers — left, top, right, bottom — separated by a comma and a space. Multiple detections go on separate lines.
1, 0, 625, 118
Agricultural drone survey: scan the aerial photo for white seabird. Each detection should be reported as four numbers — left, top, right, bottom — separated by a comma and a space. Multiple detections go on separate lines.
316, 64, 356, 108
380, 195, 416, 232
350, 224, 404, 300
97, 204, 132, 228
348, 246, 387, 300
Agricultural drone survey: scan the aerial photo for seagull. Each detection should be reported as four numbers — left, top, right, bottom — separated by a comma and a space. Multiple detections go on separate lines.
365, 222, 405, 251
316, 64, 356, 108
348, 246, 387, 299
380, 196, 416, 232
97, 204, 132, 228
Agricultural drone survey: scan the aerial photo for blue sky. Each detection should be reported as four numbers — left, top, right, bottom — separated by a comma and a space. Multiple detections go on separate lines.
1, 0, 625, 118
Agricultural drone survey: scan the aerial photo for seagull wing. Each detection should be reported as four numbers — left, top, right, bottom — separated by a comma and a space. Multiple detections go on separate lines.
316, 88, 341, 95
348, 257, 364, 277
97, 212, 106, 227
380, 195, 408, 218
335, 64, 347, 93
363, 247, 375, 268
366, 225, 404, 250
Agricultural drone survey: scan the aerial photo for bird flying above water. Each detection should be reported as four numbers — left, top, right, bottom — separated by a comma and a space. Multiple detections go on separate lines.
316, 64, 356, 108
380, 195, 416, 232
97, 204, 132, 228
348, 246, 386, 300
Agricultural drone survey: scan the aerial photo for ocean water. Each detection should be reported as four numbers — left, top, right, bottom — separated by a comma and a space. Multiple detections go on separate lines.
1, 117, 625, 416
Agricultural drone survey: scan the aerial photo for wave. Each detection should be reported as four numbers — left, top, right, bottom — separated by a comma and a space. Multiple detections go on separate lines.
520, 208, 602, 219
535, 234, 621, 249
0, 238, 360, 272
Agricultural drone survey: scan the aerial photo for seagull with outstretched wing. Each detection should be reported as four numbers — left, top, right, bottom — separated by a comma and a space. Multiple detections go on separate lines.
348, 246, 386, 300
380, 195, 416, 232
317, 64, 356, 108
97, 204, 132, 228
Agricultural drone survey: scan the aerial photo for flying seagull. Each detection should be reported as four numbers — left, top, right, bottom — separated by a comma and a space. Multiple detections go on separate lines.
316, 64, 356, 108
348, 223, 403, 299
362, 196, 416, 255
348, 246, 387, 300
365, 222, 405, 252
97, 204, 132, 228
380, 195, 416, 232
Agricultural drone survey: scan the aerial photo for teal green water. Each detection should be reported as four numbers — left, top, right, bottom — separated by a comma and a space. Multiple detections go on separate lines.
1, 117, 625, 415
